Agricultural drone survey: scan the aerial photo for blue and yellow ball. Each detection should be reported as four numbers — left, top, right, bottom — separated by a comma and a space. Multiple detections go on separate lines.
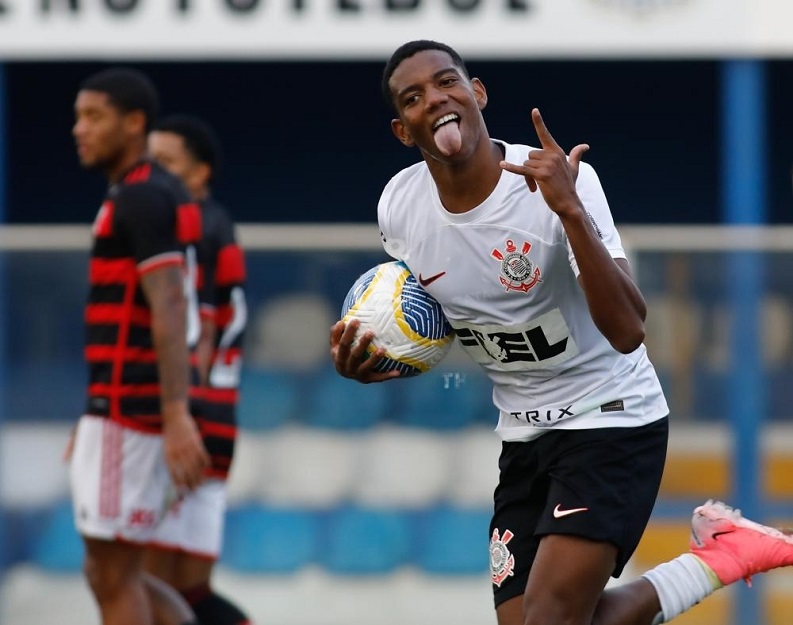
341, 261, 454, 376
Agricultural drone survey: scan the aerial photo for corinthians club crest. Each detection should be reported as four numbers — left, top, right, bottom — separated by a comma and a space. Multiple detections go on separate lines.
490, 528, 516, 587
491, 239, 542, 293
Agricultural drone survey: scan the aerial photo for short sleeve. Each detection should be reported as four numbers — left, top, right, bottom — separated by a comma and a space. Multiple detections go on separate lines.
377, 175, 403, 261
200, 202, 246, 319
114, 183, 181, 272
215, 207, 246, 289
566, 161, 626, 276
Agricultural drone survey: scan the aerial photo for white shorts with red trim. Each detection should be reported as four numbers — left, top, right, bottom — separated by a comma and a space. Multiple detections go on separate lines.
70, 415, 175, 543
149, 478, 226, 559
69, 415, 227, 557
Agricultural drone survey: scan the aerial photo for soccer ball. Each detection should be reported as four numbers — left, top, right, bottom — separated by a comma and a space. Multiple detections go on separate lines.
341, 260, 454, 376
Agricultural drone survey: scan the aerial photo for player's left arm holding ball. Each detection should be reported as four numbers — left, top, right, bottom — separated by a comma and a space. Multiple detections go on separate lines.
331, 180, 407, 383
500, 108, 647, 354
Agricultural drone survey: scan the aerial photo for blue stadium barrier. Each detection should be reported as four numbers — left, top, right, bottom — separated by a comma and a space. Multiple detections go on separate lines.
30, 500, 84, 572
302, 367, 388, 430
693, 365, 728, 421
238, 369, 301, 430
768, 364, 793, 420
5, 361, 85, 423
2, 509, 49, 566
390, 369, 490, 430
413, 505, 491, 575
320, 505, 412, 574
221, 504, 319, 573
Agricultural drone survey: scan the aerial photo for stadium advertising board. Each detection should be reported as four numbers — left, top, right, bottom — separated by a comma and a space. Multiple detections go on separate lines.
0, 0, 790, 59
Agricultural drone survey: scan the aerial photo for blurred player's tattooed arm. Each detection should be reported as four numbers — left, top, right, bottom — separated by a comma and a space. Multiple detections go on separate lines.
140, 265, 190, 410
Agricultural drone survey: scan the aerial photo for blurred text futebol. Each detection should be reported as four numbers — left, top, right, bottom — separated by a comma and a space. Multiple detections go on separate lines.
5, 0, 532, 17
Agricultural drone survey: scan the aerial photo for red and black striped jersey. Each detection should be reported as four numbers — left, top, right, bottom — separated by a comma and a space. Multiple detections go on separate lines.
85, 159, 202, 433
196, 198, 247, 479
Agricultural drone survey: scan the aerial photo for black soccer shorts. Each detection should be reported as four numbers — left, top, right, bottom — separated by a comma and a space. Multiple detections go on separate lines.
489, 417, 669, 607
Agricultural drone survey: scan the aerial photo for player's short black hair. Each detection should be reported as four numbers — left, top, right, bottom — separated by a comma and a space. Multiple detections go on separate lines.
381, 40, 470, 111
152, 114, 223, 181
80, 68, 160, 133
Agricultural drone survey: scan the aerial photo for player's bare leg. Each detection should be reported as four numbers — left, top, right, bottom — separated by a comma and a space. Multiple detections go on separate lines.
83, 538, 153, 625
496, 534, 660, 625
83, 538, 197, 625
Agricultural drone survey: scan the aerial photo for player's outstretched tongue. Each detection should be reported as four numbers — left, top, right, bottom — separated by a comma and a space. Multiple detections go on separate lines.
435, 122, 462, 156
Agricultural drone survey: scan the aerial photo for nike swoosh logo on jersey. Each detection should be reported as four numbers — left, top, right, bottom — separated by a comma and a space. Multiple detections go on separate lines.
553, 504, 589, 519
418, 271, 446, 287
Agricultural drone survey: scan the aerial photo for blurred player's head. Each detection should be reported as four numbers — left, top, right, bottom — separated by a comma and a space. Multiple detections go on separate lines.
148, 114, 222, 201
73, 68, 159, 176
381, 40, 470, 111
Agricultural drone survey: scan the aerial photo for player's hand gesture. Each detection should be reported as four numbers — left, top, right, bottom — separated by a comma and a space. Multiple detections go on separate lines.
330, 319, 401, 383
500, 108, 589, 218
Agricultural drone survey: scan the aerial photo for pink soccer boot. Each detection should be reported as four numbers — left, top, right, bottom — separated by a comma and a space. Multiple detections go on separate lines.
690, 499, 793, 587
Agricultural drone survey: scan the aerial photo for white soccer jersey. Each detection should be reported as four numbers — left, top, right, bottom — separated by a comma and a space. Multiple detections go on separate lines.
378, 140, 668, 442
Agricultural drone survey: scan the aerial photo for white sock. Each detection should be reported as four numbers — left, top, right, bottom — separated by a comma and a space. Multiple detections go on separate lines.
642, 553, 722, 622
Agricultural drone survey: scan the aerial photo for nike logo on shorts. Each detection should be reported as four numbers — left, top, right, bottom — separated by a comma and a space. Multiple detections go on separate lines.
418, 271, 446, 287
553, 504, 589, 519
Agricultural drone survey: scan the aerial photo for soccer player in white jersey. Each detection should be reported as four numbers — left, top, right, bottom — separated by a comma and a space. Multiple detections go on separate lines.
330, 39, 793, 625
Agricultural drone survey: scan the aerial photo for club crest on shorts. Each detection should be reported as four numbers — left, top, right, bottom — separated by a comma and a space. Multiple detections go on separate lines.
491, 239, 542, 293
490, 528, 516, 587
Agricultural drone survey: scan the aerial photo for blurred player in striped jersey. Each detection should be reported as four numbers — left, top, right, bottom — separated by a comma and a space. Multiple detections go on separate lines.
146, 114, 250, 625
70, 68, 209, 625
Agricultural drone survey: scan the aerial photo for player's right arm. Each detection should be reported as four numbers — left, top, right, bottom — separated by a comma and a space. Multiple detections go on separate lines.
330, 319, 400, 384
500, 109, 646, 353
141, 266, 209, 490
